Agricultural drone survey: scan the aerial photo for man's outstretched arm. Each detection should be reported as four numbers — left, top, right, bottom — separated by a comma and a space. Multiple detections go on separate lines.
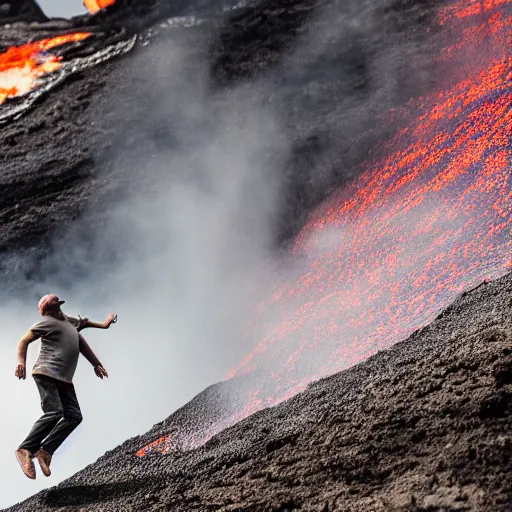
78, 313, 117, 331
78, 334, 109, 379
15, 330, 39, 380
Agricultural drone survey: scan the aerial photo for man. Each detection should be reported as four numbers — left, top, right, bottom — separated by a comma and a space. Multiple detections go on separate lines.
14, 294, 117, 480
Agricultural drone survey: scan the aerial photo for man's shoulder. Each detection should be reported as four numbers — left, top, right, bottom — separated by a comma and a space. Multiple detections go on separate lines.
30, 315, 60, 335
31, 315, 58, 328
64, 314, 87, 330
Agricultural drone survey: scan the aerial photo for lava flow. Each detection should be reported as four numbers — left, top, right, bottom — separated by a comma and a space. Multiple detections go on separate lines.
139, 0, 510, 456
0, 33, 91, 104
84, 0, 116, 14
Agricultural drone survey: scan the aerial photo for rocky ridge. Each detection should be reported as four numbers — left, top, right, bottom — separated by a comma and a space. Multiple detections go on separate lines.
0, 1, 47, 24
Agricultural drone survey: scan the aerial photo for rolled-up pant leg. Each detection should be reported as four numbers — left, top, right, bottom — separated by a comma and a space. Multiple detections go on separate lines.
18, 375, 63, 455
41, 379, 83, 455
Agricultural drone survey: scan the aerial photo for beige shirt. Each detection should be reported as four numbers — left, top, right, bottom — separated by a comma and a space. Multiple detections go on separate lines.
30, 315, 87, 383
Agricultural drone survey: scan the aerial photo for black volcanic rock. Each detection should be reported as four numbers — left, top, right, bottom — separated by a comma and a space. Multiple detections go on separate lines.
6, 273, 512, 511
0, 0, 47, 23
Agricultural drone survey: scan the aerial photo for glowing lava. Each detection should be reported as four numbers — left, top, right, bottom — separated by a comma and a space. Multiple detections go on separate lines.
139, 0, 511, 456
0, 33, 91, 104
84, 0, 116, 14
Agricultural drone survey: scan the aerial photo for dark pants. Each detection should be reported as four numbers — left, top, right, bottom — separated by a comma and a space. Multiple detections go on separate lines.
19, 374, 83, 455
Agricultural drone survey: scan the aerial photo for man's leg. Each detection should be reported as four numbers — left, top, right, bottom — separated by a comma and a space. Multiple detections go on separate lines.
18, 375, 63, 454
40, 380, 83, 456
17, 375, 63, 479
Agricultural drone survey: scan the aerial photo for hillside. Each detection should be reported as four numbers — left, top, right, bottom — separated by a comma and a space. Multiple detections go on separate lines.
6, 272, 512, 511
1, 0, 510, 510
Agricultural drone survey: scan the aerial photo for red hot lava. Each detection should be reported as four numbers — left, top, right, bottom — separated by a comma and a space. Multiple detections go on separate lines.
0, 33, 92, 104
139, 0, 511, 456
84, 0, 116, 14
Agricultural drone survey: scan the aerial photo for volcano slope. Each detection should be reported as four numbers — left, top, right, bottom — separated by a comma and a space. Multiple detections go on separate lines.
6, 272, 512, 511
0, 0, 454, 290
1, 0, 511, 510
0, 1, 47, 24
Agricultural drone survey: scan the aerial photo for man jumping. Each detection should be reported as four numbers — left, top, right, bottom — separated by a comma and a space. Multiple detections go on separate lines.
14, 294, 117, 480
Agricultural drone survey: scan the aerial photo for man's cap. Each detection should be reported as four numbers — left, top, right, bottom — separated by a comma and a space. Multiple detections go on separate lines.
38, 294, 65, 315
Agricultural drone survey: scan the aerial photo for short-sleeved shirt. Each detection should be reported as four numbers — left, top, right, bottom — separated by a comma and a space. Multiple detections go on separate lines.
30, 314, 88, 383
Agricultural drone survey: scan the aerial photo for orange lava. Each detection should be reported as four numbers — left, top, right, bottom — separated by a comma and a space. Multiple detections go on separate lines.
84, 0, 116, 14
438, 0, 509, 24
0, 33, 91, 104
136, 436, 168, 457
139, 0, 511, 457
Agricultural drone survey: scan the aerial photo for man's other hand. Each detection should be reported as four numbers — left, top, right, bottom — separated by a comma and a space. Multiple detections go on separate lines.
104, 313, 117, 329
15, 364, 26, 380
94, 365, 109, 379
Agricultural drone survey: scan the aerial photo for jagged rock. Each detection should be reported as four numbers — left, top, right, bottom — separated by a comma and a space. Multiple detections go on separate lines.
0, 0, 47, 23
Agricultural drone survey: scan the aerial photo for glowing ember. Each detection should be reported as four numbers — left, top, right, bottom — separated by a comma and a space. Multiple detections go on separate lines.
84, 0, 116, 15
0, 33, 91, 104
139, 0, 511, 456
438, 0, 509, 24
137, 436, 168, 457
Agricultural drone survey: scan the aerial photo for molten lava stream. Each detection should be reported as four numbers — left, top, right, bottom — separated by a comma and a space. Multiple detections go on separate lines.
226, 4, 512, 404
84, 0, 116, 14
138, 0, 511, 457
0, 33, 91, 104
239, 61, 512, 383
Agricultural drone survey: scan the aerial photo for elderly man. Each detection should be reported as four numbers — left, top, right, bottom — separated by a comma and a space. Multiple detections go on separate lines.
14, 294, 117, 480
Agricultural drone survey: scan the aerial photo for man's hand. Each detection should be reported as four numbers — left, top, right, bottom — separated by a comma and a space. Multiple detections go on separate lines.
15, 330, 38, 381
103, 313, 117, 329
15, 363, 26, 380
94, 364, 109, 379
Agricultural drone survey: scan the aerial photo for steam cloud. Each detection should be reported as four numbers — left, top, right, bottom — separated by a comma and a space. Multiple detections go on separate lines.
0, 29, 288, 504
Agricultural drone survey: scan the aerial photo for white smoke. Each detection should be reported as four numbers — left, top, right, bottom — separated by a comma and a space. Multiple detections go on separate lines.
0, 29, 286, 506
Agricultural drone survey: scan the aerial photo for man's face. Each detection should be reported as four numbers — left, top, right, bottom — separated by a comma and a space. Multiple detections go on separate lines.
46, 296, 64, 312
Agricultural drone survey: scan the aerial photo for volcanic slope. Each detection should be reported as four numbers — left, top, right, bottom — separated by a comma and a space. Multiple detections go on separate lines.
0, 0, 448, 289
6, 272, 512, 511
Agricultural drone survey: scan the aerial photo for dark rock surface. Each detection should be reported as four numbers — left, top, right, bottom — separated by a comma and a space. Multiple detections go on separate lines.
6, 271, 512, 511
0, 1, 47, 23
